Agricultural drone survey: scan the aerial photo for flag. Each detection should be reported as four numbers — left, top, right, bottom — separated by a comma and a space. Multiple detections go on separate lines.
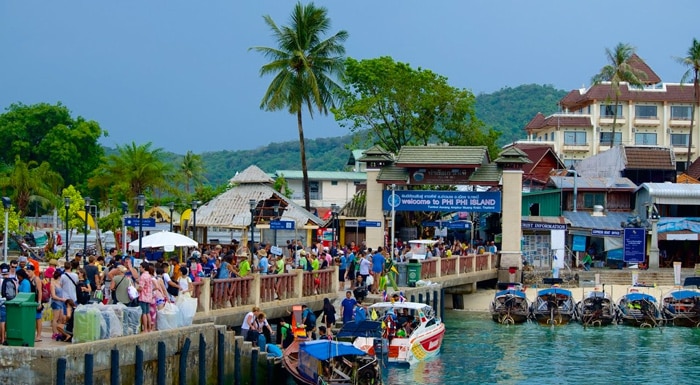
382, 290, 388, 302
399, 291, 406, 303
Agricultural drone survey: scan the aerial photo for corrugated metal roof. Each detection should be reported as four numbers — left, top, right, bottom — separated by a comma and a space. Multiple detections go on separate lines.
549, 176, 637, 190
195, 184, 323, 229
230, 165, 274, 184
377, 165, 409, 183
275, 170, 366, 181
563, 211, 632, 231
637, 183, 700, 198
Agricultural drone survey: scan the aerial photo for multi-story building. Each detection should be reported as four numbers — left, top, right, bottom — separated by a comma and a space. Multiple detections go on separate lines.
523, 54, 698, 170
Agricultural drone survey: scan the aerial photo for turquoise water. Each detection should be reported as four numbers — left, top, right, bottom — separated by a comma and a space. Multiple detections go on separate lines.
384, 310, 700, 385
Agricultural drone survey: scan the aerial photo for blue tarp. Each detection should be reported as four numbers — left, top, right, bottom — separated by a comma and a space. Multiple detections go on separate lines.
537, 288, 572, 297
667, 290, 700, 300
623, 293, 657, 302
495, 289, 527, 298
657, 217, 700, 234
336, 320, 383, 339
299, 340, 366, 360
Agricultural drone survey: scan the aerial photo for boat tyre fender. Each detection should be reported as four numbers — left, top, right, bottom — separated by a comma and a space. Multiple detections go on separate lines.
499, 315, 514, 325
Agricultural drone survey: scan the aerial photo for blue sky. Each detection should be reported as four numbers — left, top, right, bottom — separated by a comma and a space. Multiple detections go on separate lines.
2, 1, 698, 154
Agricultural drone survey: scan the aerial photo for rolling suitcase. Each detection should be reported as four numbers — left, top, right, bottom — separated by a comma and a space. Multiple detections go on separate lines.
73, 306, 104, 343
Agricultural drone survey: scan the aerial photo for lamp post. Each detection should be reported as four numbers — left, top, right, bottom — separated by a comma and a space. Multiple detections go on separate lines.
83, 197, 91, 262
137, 194, 145, 259
249, 199, 257, 248
168, 202, 175, 232
330, 204, 339, 250
568, 165, 578, 213
64, 197, 71, 260
191, 200, 199, 243
273, 204, 280, 247
121, 201, 128, 256
2, 197, 10, 264
390, 184, 396, 259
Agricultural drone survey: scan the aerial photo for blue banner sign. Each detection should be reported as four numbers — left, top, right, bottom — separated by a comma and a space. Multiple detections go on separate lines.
358, 220, 382, 228
270, 220, 295, 230
623, 228, 646, 263
383, 190, 501, 212
572, 234, 587, 252
521, 221, 566, 230
591, 229, 621, 237
422, 220, 471, 229
125, 217, 156, 227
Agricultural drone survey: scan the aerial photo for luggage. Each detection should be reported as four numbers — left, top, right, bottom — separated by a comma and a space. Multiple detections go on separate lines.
99, 305, 124, 338
121, 304, 142, 336
73, 305, 105, 343
157, 302, 181, 331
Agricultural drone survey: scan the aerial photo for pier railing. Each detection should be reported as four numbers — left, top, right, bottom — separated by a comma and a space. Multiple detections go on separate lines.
193, 253, 497, 314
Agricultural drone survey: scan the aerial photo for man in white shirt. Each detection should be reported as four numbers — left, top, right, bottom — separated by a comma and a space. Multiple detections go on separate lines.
59, 260, 80, 303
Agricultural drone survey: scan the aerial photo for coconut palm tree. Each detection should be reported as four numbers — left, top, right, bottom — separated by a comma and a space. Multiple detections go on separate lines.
0, 157, 63, 216
179, 150, 207, 195
592, 43, 647, 147
676, 38, 700, 172
251, 1, 348, 210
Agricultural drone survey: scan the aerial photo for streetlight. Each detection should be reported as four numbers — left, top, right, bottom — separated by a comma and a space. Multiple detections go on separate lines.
121, 201, 128, 256
83, 196, 91, 263
168, 202, 175, 232
191, 200, 199, 242
273, 203, 280, 247
330, 203, 339, 250
2, 197, 10, 264
390, 184, 397, 259
249, 199, 257, 248
137, 194, 146, 259
64, 197, 71, 261
568, 165, 578, 213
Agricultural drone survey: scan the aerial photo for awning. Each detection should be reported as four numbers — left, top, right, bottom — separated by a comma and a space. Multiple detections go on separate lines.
563, 211, 632, 232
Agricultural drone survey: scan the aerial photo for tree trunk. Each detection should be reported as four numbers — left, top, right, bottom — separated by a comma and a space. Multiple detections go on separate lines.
298, 110, 311, 211
610, 95, 619, 147
687, 75, 699, 172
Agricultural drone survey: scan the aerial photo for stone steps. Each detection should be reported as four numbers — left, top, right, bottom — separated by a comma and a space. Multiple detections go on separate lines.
576, 269, 693, 287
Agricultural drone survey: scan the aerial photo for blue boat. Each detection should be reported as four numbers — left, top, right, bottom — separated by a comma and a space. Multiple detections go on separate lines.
617, 290, 663, 328
575, 289, 616, 327
530, 287, 575, 326
661, 277, 700, 327
490, 283, 530, 324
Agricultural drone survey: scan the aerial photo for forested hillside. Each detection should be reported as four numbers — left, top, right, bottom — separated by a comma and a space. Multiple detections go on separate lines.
175, 84, 567, 186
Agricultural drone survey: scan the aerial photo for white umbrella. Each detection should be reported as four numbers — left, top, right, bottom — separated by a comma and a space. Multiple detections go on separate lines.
128, 231, 198, 252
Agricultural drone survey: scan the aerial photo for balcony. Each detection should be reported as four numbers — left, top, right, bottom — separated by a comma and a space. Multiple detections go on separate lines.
634, 117, 660, 126
599, 116, 626, 126
669, 118, 692, 128
562, 143, 591, 152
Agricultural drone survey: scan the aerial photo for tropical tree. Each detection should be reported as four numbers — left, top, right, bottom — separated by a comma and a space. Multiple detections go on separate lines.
251, 1, 348, 210
591, 43, 647, 147
0, 157, 63, 216
88, 142, 173, 210
0, 102, 105, 188
333, 56, 498, 156
178, 150, 207, 195
676, 38, 700, 171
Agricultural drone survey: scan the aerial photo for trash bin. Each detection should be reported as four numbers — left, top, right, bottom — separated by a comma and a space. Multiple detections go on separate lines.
396, 262, 408, 287
407, 259, 422, 287
6, 292, 38, 347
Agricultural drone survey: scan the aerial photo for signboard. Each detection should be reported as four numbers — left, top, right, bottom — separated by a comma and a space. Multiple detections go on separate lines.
591, 229, 621, 237
623, 228, 646, 263
521, 221, 566, 230
358, 220, 382, 228
422, 220, 471, 229
345, 220, 359, 227
409, 168, 474, 184
270, 246, 283, 256
125, 218, 156, 227
572, 235, 587, 252
270, 220, 295, 230
383, 190, 501, 212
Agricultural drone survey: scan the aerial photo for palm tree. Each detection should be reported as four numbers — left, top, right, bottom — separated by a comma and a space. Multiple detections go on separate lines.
592, 43, 647, 147
88, 142, 172, 210
251, 1, 348, 210
179, 151, 207, 195
0, 157, 63, 215
676, 38, 700, 172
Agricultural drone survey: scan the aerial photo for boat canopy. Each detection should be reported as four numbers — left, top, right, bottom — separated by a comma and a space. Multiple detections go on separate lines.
624, 293, 657, 302
683, 277, 700, 288
537, 288, 572, 297
368, 302, 433, 311
299, 340, 366, 360
495, 289, 527, 298
665, 290, 700, 300
337, 321, 383, 339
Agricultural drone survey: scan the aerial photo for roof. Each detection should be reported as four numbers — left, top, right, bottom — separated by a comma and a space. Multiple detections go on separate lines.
230, 165, 274, 184
394, 146, 488, 167
525, 113, 592, 131
336, 321, 383, 339
622, 147, 675, 170
675, 174, 700, 184
467, 163, 501, 186
347, 149, 366, 166
274, 170, 366, 181
510, 143, 564, 175
637, 183, 700, 200
339, 189, 366, 218
560, 83, 696, 111
376, 164, 409, 184
627, 53, 662, 84
357, 145, 393, 163
686, 158, 700, 180
195, 183, 323, 229
549, 176, 637, 190
563, 211, 632, 231
536, 288, 572, 296
299, 340, 366, 360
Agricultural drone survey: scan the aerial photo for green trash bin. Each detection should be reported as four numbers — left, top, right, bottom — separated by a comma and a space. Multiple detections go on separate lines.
6, 292, 38, 347
407, 259, 422, 287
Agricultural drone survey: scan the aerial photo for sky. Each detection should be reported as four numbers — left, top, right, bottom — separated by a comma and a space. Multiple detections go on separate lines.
2, 1, 699, 155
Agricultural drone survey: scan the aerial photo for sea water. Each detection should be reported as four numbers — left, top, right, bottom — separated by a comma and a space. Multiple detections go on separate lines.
384, 310, 700, 385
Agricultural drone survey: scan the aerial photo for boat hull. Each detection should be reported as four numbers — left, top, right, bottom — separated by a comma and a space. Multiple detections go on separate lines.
531, 288, 575, 326
576, 292, 616, 327
617, 292, 664, 328
490, 288, 530, 325
491, 311, 530, 325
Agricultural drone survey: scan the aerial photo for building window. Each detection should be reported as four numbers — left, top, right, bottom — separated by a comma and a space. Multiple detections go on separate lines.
331, 181, 338, 186
564, 131, 586, 145
309, 181, 319, 200
563, 159, 576, 167
635, 133, 657, 145
599, 132, 622, 145
671, 105, 692, 120
600, 104, 622, 118
671, 134, 689, 146
635, 105, 657, 119
551, 132, 556, 141
544, 133, 548, 141
583, 193, 605, 209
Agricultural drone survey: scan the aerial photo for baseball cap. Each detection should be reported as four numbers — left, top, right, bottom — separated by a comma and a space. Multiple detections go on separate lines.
26, 264, 36, 271
0, 263, 9, 274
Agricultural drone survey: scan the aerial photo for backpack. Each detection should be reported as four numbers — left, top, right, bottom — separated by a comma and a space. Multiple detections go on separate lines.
306, 260, 314, 272
304, 308, 316, 325
1, 278, 17, 301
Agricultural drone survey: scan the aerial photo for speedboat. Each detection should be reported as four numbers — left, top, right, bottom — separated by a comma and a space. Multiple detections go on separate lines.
352, 301, 445, 365
530, 287, 575, 326
617, 289, 664, 328
489, 282, 530, 324
661, 277, 700, 327
575, 289, 616, 327
282, 305, 383, 385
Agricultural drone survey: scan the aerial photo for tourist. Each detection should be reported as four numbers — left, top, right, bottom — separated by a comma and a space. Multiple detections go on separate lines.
254, 311, 274, 346
56, 299, 76, 342
582, 252, 593, 271
44, 259, 59, 282
60, 260, 80, 303
85, 255, 101, 293
301, 304, 317, 338
137, 262, 155, 333
357, 251, 371, 288
0, 264, 17, 344
49, 270, 67, 340
353, 276, 367, 302
25, 265, 45, 341
279, 320, 294, 348
160, 264, 179, 299
238, 256, 251, 277
317, 325, 332, 340
298, 250, 309, 270
75, 268, 92, 305
178, 266, 193, 297
322, 297, 336, 329
338, 250, 347, 289
152, 266, 169, 311
110, 265, 132, 305
340, 290, 356, 325
258, 250, 269, 274
241, 306, 260, 341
